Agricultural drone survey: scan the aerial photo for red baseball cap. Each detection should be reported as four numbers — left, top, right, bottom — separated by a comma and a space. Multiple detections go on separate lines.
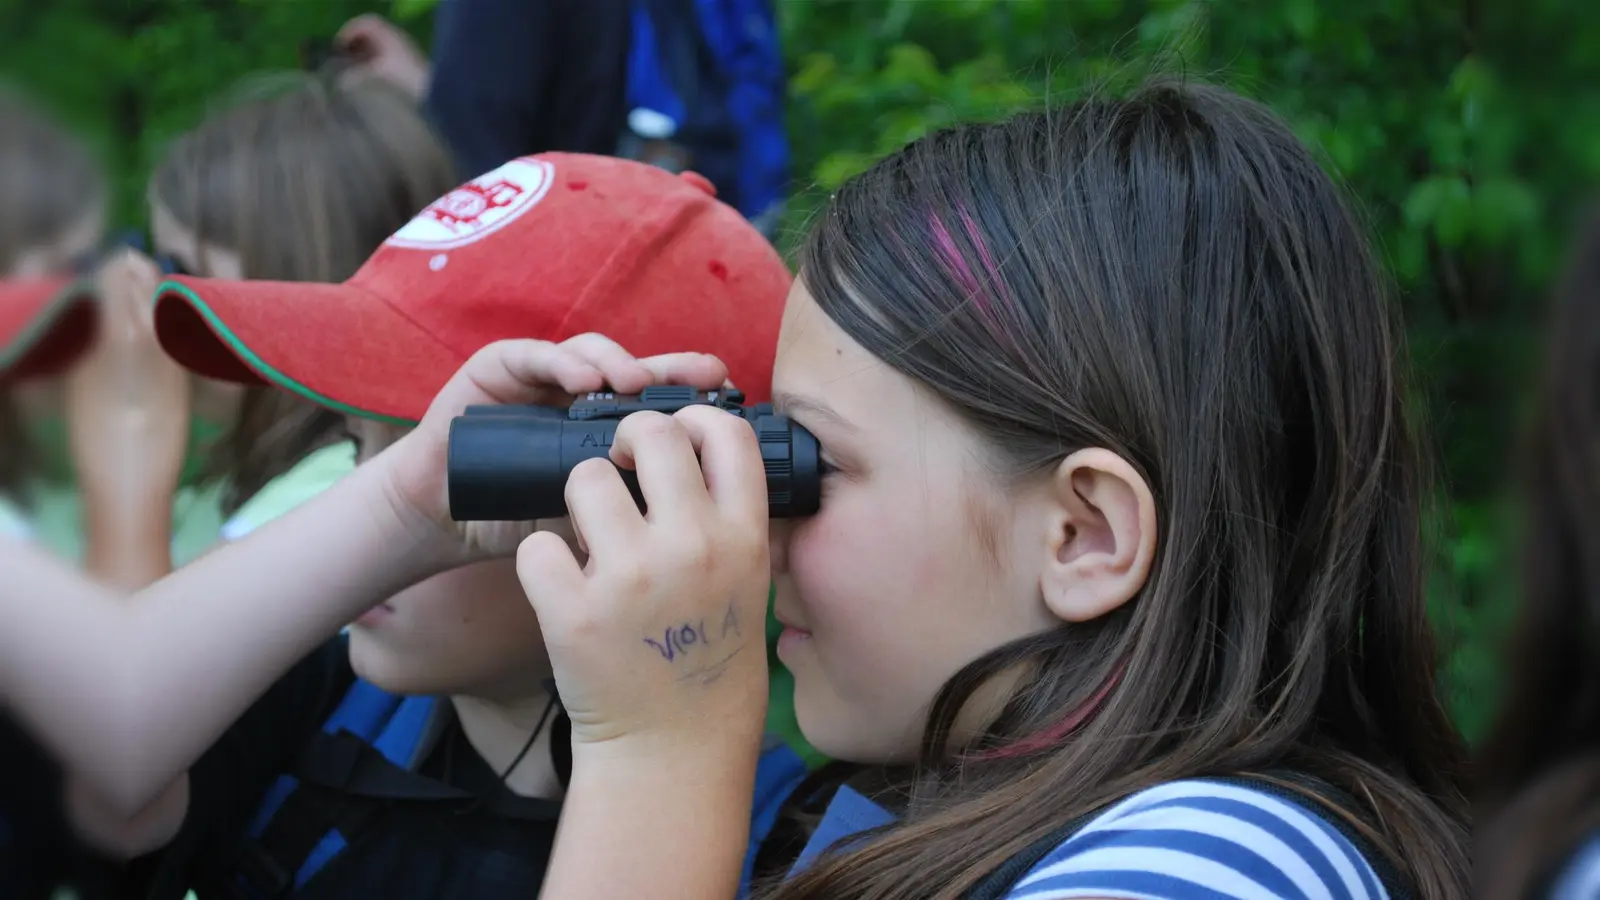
0, 276, 97, 380
152, 153, 794, 425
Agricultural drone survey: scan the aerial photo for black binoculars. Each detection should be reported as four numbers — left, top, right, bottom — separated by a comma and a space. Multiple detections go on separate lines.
446, 386, 822, 522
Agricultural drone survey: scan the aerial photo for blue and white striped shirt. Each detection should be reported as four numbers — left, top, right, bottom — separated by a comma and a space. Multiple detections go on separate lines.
1006, 779, 1387, 900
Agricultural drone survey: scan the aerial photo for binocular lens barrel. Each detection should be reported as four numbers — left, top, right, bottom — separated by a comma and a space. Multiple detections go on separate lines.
446, 401, 822, 522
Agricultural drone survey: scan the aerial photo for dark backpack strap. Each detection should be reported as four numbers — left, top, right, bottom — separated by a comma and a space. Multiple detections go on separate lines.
297, 728, 471, 802
960, 772, 1417, 900
959, 808, 1103, 900
233, 728, 564, 898
231, 731, 412, 899
299, 728, 561, 821
233, 780, 376, 900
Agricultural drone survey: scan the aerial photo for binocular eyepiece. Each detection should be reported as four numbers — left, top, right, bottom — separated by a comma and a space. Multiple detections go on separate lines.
446, 386, 822, 522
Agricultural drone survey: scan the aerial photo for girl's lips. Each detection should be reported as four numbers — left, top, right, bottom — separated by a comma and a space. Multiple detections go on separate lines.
773, 609, 810, 634
776, 625, 812, 659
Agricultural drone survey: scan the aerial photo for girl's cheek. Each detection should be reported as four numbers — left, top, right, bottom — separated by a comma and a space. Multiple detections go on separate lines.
785, 514, 837, 602
768, 519, 793, 575
787, 500, 877, 612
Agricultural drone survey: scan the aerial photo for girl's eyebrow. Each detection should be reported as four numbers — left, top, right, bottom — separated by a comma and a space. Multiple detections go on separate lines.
772, 390, 857, 434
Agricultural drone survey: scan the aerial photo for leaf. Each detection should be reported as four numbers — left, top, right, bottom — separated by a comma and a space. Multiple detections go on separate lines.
1389, 227, 1430, 285
813, 152, 879, 190
881, 42, 943, 95
1403, 176, 1465, 232
1447, 56, 1494, 107
1284, 0, 1317, 39
1472, 178, 1541, 246
393, 0, 440, 21
791, 52, 839, 98
1433, 179, 1474, 248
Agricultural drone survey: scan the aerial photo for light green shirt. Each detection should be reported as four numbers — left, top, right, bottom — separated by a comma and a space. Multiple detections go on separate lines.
218, 442, 357, 540
0, 497, 28, 538
0, 481, 228, 566
0, 441, 358, 559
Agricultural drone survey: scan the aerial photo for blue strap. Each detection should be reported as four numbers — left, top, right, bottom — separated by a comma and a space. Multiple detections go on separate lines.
372, 696, 440, 769
287, 695, 439, 889
320, 680, 404, 738
240, 681, 437, 895
738, 742, 810, 896
245, 682, 403, 839
294, 832, 350, 891
788, 785, 896, 877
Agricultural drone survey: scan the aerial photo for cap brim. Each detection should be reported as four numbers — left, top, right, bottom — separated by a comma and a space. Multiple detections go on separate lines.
153, 276, 469, 425
0, 277, 97, 380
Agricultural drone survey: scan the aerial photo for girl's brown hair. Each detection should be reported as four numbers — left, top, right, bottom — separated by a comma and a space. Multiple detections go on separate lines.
0, 87, 107, 501
1476, 207, 1600, 898
150, 71, 457, 512
765, 79, 1471, 900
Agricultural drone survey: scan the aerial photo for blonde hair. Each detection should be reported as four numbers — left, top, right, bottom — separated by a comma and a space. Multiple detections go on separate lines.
151, 71, 458, 511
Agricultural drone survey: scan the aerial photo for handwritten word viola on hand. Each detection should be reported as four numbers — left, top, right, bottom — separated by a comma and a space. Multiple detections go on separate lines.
643, 601, 744, 685
517, 404, 772, 752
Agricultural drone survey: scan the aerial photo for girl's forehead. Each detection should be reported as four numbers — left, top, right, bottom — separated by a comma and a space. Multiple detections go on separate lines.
775, 283, 863, 375
774, 299, 926, 439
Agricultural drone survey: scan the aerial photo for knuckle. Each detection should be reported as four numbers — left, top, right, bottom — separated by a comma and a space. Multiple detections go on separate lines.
638, 410, 680, 437
608, 556, 653, 595
622, 410, 678, 443
515, 531, 554, 567
719, 413, 758, 445
563, 332, 619, 354
471, 338, 518, 364
722, 523, 767, 564
698, 405, 747, 434
567, 457, 617, 488
652, 525, 716, 573
665, 530, 715, 571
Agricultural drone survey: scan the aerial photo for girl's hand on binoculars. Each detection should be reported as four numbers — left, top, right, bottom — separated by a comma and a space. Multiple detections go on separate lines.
383, 335, 730, 561
517, 404, 771, 766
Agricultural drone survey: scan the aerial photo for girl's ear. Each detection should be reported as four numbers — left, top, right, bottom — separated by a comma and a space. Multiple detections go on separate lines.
1035, 448, 1157, 623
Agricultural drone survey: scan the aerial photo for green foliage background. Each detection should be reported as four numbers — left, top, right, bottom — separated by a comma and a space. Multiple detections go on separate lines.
3, 0, 1590, 742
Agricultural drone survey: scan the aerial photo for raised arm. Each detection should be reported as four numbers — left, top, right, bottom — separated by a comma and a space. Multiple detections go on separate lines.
0, 336, 731, 816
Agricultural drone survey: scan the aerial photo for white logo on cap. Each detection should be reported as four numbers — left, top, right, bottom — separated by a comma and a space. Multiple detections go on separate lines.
386, 158, 555, 251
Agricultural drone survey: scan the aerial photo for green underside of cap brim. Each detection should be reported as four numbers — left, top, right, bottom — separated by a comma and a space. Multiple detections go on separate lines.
0, 277, 94, 372
157, 279, 418, 428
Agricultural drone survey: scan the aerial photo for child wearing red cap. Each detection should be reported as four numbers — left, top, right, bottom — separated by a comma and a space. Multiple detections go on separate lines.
0, 332, 733, 891
63, 152, 811, 900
